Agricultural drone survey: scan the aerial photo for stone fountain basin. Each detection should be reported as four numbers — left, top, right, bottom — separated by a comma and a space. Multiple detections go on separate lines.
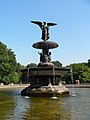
32, 41, 59, 49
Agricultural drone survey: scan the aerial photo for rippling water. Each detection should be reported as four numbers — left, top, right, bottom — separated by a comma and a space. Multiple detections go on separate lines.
0, 88, 90, 120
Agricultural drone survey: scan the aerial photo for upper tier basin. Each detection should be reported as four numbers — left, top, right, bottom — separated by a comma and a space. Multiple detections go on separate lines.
32, 41, 59, 49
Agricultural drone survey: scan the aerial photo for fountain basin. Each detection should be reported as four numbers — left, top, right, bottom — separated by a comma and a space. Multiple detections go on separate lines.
33, 41, 58, 49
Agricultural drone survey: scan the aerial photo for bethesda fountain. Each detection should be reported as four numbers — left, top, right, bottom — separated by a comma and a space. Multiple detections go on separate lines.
21, 21, 70, 97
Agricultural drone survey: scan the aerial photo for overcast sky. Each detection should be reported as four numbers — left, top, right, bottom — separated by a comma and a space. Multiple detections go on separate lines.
0, 0, 90, 66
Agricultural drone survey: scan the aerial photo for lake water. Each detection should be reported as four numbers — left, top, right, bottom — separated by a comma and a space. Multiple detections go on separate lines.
0, 87, 90, 120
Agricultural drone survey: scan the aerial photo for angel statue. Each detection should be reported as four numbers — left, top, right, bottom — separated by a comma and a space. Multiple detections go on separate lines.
31, 21, 57, 41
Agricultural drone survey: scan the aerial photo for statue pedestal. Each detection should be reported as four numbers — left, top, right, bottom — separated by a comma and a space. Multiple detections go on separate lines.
21, 84, 69, 97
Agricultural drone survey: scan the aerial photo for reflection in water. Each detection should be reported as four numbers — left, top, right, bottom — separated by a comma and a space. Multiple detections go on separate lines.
0, 92, 14, 120
23, 97, 71, 120
0, 89, 30, 120
12, 95, 30, 120
0, 88, 90, 120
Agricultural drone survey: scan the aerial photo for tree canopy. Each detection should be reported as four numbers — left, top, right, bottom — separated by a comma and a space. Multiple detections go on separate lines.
27, 63, 37, 68
66, 62, 90, 83
51, 61, 62, 67
0, 42, 22, 84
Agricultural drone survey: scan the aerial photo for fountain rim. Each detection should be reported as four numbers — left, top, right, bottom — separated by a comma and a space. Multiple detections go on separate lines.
32, 41, 59, 49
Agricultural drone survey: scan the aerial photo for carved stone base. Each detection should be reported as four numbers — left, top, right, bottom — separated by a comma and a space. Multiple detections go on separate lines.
21, 84, 69, 97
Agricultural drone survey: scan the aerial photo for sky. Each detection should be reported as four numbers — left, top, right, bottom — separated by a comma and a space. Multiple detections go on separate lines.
0, 0, 90, 66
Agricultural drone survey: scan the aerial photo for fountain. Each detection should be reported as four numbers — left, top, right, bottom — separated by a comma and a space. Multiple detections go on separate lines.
21, 21, 70, 97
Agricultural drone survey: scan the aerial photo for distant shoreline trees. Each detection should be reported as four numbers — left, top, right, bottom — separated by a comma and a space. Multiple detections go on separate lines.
67, 62, 90, 83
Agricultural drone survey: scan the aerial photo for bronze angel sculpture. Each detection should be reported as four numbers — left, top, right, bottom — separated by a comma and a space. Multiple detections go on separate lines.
31, 21, 57, 41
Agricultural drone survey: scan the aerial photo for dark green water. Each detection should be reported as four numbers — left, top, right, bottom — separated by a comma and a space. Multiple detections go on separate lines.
0, 88, 90, 120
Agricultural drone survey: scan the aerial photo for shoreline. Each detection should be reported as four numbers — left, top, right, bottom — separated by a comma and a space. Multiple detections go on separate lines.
0, 84, 90, 89
65, 84, 90, 88
0, 84, 29, 89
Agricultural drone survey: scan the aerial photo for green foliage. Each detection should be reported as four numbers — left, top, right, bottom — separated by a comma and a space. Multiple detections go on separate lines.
0, 42, 22, 84
88, 59, 90, 67
68, 62, 90, 83
16, 63, 25, 72
27, 63, 37, 68
51, 61, 62, 67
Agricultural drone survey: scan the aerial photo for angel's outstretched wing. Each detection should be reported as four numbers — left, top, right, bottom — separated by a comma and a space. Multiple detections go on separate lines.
47, 23, 57, 26
31, 21, 42, 29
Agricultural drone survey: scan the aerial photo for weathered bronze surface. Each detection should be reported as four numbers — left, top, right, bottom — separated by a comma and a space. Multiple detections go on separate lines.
31, 21, 57, 41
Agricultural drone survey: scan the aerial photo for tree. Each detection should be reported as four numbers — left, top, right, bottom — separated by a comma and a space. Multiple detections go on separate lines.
51, 61, 62, 67
88, 59, 90, 67
27, 63, 37, 68
0, 42, 9, 83
68, 63, 90, 83
0, 41, 20, 84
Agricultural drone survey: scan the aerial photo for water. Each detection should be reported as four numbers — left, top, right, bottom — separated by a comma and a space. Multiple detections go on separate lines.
0, 88, 90, 120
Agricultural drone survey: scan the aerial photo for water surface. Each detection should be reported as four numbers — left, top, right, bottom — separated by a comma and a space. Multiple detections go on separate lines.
0, 88, 90, 120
